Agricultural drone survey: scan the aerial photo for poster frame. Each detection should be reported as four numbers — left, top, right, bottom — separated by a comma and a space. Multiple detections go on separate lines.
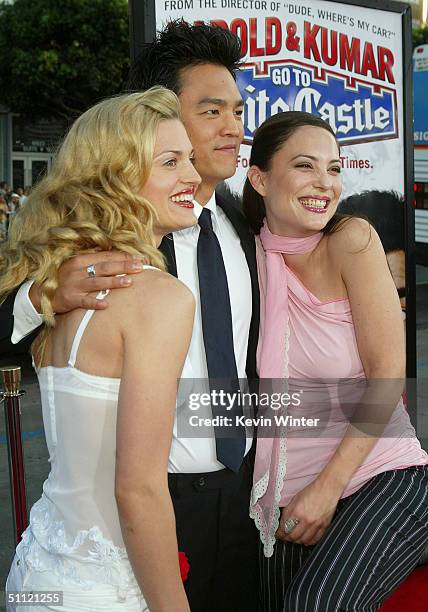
129, 0, 417, 381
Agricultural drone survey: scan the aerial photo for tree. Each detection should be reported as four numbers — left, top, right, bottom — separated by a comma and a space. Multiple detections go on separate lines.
413, 25, 428, 48
0, 0, 130, 122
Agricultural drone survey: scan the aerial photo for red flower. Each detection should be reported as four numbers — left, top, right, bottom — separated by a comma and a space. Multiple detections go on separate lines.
178, 551, 190, 582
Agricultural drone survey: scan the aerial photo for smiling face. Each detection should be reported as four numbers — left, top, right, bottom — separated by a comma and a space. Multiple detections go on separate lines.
178, 63, 244, 204
140, 118, 201, 242
248, 125, 342, 237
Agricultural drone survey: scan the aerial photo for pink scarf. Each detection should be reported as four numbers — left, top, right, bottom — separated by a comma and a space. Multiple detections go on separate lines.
250, 220, 323, 557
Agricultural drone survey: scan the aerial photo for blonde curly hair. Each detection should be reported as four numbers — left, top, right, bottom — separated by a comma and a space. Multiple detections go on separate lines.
0, 87, 181, 329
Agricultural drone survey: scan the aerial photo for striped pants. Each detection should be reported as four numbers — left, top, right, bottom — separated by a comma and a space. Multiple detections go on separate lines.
259, 466, 428, 612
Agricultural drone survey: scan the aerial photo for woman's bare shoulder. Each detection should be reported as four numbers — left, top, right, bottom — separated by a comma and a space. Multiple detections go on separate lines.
326, 217, 381, 260
108, 268, 195, 326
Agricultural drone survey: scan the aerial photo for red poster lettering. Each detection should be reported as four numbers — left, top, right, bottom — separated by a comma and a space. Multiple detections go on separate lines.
339, 34, 361, 72
321, 28, 338, 66
230, 18, 248, 57
249, 18, 264, 56
265, 17, 281, 56
361, 42, 379, 80
304, 22, 321, 62
378, 46, 395, 84
210, 20, 228, 29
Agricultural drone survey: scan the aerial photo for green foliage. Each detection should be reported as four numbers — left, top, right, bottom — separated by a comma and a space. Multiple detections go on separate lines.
0, 0, 130, 121
413, 25, 428, 48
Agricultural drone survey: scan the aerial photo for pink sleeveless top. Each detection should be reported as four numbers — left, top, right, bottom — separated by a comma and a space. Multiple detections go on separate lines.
283, 262, 427, 505
250, 229, 428, 557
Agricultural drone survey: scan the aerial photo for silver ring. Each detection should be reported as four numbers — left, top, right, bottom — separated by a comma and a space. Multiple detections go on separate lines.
86, 264, 96, 277
283, 517, 300, 534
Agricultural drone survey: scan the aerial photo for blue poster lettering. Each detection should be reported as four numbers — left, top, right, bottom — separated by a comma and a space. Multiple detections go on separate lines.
237, 60, 397, 146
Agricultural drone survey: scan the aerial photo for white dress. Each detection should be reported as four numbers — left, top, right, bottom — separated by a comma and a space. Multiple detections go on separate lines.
5, 274, 160, 611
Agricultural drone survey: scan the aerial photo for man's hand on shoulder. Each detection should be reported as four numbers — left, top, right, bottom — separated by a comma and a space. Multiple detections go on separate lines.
29, 251, 146, 314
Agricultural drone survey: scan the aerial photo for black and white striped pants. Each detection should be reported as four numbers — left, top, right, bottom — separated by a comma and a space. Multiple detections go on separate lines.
259, 466, 428, 612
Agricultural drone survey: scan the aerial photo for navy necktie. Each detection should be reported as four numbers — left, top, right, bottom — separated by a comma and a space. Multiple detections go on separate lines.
197, 208, 245, 472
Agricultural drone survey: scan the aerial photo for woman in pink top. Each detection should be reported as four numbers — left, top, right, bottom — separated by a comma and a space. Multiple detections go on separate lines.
243, 111, 428, 611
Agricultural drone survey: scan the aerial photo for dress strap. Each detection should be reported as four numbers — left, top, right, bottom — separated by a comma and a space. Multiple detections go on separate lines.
142, 265, 161, 271
67, 266, 160, 367
68, 290, 109, 367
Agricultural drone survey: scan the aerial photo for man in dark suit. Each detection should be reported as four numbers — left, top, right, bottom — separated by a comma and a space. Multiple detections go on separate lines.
1, 21, 260, 611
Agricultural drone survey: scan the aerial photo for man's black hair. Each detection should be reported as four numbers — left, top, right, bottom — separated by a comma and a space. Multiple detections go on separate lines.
125, 19, 242, 94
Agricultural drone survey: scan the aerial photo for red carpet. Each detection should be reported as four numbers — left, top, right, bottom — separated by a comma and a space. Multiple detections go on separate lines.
379, 565, 428, 611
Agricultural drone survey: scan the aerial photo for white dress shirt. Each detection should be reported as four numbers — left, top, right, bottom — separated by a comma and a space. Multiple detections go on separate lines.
170, 194, 253, 472
12, 280, 42, 344
12, 193, 253, 473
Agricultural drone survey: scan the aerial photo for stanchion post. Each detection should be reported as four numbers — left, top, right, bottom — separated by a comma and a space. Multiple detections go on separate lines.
1, 366, 28, 545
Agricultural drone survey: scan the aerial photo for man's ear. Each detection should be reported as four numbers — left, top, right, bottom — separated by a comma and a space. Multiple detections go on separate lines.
247, 166, 268, 197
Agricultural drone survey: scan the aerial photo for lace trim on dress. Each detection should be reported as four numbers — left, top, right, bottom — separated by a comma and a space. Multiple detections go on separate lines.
249, 318, 290, 557
15, 495, 140, 603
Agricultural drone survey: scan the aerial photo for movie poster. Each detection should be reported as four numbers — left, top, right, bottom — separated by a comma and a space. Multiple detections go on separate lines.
156, 1, 408, 305
151, 1, 413, 355
156, 1, 404, 199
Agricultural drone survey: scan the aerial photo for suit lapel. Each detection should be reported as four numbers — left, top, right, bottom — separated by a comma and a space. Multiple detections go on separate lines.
159, 233, 177, 278
215, 193, 258, 281
215, 194, 253, 256
159, 196, 260, 381
215, 193, 260, 382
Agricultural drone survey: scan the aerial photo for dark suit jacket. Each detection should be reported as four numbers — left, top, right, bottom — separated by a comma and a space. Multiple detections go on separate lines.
0, 193, 260, 373
159, 192, 260, 382
0, 288, 39, 356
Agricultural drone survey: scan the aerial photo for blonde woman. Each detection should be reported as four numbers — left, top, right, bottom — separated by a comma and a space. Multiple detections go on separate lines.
1, 87, 200, 611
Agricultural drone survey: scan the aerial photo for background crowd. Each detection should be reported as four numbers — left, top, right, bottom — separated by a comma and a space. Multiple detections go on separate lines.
0, 183, 30, 241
